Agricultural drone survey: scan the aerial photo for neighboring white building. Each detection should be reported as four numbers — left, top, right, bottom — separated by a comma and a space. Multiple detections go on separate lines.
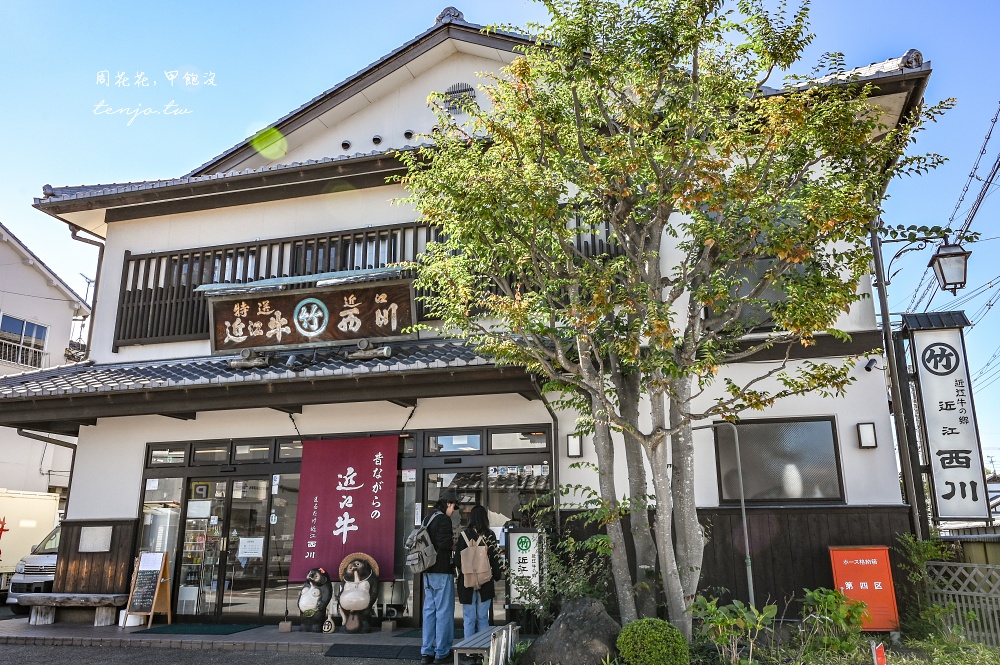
0, 8, 929, 624
0, 222, 89, 499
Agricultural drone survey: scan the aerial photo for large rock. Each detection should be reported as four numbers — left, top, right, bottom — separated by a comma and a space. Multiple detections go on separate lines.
522, 598, 621, 665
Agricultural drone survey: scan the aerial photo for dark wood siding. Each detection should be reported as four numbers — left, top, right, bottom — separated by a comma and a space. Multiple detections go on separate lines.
698, 505, 912, 611
53, 519, 138, 595
560, 504, 912, 617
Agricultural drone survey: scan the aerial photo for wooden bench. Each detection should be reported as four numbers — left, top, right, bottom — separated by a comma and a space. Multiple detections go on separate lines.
453, 622, 519, 665
17, 592, 129, 627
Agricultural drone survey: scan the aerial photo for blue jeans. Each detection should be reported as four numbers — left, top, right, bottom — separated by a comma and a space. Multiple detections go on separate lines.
462, 590, 490, 636
421, 573, 455, 659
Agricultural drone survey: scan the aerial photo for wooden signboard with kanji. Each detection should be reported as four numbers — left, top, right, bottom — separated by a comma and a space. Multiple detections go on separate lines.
124, 552, 172, 628
208, 280, 415, 354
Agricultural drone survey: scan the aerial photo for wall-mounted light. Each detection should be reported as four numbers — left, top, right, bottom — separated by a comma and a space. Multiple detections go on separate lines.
857, 422, 878, 449
566, 434, 582, 458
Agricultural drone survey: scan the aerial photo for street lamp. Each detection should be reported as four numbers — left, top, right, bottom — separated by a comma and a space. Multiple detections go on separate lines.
869, 225, 972, 540
928, 243, 972, 294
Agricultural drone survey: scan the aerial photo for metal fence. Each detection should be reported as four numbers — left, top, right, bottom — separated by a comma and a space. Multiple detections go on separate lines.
0, 338, 46, 368
926, 561, 1000, 646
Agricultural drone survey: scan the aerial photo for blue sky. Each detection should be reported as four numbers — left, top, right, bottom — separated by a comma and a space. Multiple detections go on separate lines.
2, 1, 999, 464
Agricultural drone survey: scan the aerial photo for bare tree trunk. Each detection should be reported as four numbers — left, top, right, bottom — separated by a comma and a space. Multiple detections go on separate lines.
669, 376, 706, 611
614, 368, 659, 619
577, 337, 638, 625
592, 417, 639, 625
648, 440, 688, 638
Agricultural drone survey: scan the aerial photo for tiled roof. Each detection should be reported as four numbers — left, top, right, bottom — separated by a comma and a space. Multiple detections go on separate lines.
0, 340, 494, 400
761, 50, 928, 95
34, 146, 427, 205
899, 311, 971, 331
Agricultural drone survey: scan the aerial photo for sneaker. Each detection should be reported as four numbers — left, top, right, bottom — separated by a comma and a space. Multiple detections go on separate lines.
433, 651, 454, 664
421, 655, 434, 664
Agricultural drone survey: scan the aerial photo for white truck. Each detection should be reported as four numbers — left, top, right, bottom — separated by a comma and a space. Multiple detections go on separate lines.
0, 489, 61, 610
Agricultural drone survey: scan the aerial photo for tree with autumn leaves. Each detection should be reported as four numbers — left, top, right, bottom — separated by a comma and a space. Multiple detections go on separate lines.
399, 0, 948, 638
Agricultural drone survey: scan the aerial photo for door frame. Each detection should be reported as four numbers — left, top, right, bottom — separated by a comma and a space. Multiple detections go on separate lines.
177, 474, 273, 622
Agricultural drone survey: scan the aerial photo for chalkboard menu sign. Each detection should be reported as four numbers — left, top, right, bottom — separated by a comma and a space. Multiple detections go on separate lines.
124, 552, 172, 628
128, 568, 159, 612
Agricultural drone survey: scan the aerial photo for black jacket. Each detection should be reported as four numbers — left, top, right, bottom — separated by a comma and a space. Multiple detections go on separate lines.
424, 509, 454, 575
454, 527, 503, 604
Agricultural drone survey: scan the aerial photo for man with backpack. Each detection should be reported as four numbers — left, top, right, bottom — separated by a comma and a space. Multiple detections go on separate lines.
420, 489, 460, 665
454, 504, 503, 648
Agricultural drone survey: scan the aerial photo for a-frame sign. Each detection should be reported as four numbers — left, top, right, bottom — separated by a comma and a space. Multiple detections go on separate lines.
124, 552, 172, 628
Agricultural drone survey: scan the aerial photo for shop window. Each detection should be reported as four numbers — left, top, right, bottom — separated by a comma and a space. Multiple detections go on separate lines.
715, 418, 843, 503
277, 440, 303, 460
138, 477, 183, 584
427, 432, 482, 454
192, 442, 230, 465
489, 429, 549, 452
234, 441, 273, 463
149, 445, 187, 466
399, 433, 416, 456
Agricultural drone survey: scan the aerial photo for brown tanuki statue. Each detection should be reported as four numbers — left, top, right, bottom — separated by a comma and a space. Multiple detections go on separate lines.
338, 552, 379, 633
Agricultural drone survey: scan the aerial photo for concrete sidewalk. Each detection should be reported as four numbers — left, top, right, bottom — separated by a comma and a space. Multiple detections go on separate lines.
0, 612, 425, 659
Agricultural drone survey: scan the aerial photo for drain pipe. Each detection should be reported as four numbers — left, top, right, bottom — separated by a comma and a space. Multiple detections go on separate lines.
17, 429, 77, 515
68, 226, 104, 358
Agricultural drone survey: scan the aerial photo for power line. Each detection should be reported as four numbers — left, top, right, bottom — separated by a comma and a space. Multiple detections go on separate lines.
908, 100, 1000, 311
0, 288, 83, 303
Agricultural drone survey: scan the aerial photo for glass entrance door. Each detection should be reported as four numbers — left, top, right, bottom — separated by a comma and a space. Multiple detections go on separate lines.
178, 476, 270, 620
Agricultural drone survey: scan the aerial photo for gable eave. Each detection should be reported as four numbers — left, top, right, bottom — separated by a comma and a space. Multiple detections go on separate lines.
0, 221, 91, 313
185, 20, 529, 179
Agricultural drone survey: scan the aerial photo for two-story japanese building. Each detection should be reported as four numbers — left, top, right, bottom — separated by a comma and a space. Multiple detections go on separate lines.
0, 8, 930, 625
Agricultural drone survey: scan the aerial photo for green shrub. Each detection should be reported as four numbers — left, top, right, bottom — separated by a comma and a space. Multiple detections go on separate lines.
797, 587, 867, 653
894, 532, 955, 639
617, 617, 689, 665
689, 595, 776, 663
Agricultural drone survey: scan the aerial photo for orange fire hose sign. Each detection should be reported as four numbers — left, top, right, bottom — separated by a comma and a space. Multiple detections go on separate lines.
829, 546, 899, 631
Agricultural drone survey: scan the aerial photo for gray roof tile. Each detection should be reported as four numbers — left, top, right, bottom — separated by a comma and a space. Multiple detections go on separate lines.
900, 311, 971, 331
0, 340, 494, 401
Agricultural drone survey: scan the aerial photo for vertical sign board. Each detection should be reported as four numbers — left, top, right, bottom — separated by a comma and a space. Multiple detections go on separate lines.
125, 552, 173, 628
910, 326, 990, 519
290, 436, 399, 582
829, 546, 899, 631
504, 528, 543, 609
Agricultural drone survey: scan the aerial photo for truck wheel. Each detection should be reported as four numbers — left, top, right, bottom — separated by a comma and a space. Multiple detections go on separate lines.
9, 604, 29, 616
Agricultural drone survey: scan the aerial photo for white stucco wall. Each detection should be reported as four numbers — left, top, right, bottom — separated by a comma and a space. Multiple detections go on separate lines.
0, 427, 73, 492
556, 356, 899, 509
0, 239, 82, 373
272, 51, 506, 166
0, 234, 83, 493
